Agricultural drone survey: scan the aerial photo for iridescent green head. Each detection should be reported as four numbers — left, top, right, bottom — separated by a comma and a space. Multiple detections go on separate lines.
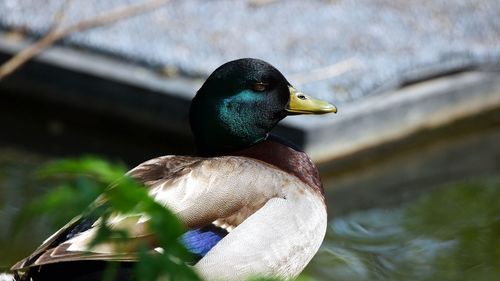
190, 58, 336, 156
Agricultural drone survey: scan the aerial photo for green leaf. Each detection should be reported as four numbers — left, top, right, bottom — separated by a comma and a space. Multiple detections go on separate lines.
17, 156, 202, 281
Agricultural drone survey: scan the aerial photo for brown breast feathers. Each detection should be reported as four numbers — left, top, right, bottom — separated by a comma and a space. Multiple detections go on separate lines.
231, 138, 324, 197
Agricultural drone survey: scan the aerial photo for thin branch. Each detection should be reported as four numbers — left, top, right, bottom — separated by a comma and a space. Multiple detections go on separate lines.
289, 58, 362, 85
0, 0, 170, 80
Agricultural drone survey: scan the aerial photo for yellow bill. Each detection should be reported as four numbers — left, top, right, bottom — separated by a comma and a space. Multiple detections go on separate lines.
286, 86, 337, 115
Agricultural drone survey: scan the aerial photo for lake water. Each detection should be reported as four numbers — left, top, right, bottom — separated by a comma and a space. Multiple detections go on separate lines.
305, 179, 500, 281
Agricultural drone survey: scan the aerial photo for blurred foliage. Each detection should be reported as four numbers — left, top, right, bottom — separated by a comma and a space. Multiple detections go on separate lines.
11, 156, 201, 281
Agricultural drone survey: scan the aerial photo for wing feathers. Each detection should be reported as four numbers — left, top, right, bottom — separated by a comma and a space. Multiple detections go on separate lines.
13, 155, 303, 270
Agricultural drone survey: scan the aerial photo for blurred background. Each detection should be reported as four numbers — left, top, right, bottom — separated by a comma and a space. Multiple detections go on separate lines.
1, 0, 500, 280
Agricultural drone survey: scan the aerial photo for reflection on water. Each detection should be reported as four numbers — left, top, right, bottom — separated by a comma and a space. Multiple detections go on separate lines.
305, 180, 500, 281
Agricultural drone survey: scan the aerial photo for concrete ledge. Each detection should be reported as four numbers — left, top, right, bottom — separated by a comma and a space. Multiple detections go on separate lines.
323, 107, 500, 215
1, 32, 499, 165
306, 71, 500, 163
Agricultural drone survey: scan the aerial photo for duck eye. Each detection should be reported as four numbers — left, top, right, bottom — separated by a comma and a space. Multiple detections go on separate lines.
297, 94, 307, 100
251, 82, 268, 92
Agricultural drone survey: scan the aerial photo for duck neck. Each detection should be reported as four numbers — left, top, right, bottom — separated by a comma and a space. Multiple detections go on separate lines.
194, 131, 267, 157
190, 91, 283, 156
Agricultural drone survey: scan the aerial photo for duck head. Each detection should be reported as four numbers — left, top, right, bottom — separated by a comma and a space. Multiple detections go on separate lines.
190, 58, 337, 156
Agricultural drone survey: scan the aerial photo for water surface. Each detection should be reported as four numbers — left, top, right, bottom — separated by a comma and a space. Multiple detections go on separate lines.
305, 179, 500, 281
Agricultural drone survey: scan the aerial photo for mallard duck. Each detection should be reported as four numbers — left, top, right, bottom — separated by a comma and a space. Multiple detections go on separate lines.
11, 58, 337, 281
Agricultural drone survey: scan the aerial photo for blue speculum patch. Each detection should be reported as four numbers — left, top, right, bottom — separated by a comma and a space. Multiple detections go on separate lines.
181, 225, 229, 260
